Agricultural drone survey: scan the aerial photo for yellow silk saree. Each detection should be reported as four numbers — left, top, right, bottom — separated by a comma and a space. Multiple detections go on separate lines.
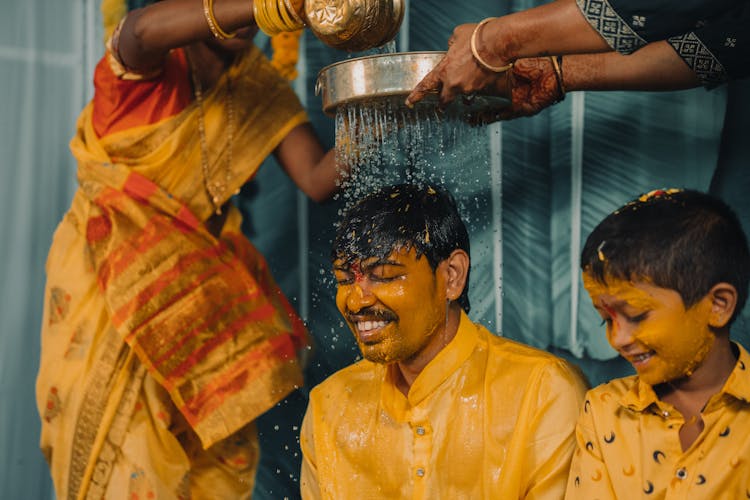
37, 45, 309, 499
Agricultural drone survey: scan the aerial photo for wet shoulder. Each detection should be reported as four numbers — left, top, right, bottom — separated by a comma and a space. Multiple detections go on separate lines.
310, 359, 385, 401
475, 327, 588, 396
482, 328, 574, 373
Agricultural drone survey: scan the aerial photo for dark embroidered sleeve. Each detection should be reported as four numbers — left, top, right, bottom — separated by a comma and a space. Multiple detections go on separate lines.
576, 0, 749, 86
576, 0, 744, 54
669, 3, 750, 87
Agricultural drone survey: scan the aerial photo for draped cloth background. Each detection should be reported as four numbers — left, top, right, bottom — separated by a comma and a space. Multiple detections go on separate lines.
2, 0, 747, 498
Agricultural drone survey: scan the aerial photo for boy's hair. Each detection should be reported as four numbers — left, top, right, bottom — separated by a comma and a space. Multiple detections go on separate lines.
581, 189, 750, 325
332, 183, 472, 313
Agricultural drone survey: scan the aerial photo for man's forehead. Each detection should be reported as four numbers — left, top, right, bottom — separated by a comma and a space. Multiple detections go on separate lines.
333, 246, 419, 269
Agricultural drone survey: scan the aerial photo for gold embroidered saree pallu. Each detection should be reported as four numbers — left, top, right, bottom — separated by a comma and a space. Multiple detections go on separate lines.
74, 43, 309, 447
79, 158, 307, 446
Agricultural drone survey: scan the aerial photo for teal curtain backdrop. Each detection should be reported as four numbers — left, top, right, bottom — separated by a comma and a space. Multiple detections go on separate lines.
2, 0, 748, 498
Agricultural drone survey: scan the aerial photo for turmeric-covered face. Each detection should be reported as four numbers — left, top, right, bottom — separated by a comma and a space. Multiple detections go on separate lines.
333, 247, 447, 364
582, 273, 715, 385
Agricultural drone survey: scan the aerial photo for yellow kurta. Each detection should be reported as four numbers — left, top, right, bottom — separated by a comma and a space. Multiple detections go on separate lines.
565, 343, 750, 500
37, 45, 309, 499
300, 311, 588, 499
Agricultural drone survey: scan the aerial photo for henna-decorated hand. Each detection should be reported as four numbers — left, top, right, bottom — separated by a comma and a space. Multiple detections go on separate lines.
468, 57, 562, 125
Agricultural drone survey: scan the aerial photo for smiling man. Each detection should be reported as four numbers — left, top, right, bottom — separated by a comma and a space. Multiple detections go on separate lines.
300, 183, 588, 499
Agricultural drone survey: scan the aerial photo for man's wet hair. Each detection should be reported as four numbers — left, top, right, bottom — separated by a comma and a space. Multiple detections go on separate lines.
581, 189, 750, 325
332, 183, 471, 313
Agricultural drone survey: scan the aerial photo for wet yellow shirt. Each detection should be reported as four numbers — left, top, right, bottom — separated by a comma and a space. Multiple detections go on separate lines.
565, 343, 750, 500
300, 311, 588, 499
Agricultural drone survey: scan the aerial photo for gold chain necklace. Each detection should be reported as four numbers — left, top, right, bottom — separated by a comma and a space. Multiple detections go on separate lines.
190, 64, 235, 215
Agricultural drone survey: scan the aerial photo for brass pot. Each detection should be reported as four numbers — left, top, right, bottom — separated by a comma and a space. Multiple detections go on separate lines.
304, 0, 405, 52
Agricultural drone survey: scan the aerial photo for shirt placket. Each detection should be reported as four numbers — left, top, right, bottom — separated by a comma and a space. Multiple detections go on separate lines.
655, 407, 702, 500
409, 407, 433, 500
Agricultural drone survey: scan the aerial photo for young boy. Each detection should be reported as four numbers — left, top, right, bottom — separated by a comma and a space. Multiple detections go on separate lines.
565, 188, 750, 498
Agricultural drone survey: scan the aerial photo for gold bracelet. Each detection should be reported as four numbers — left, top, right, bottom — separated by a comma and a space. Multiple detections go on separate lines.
284, 0, 306, 26
203, 0, 236, 40
277, 0, 302, 31
549, 54, 565, 101
470, 18, 513, 73
255, 0, 284, 35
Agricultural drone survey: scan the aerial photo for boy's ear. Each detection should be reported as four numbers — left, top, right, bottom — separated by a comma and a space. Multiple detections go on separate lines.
706, 282, 738, 329
443, 249, 470, 302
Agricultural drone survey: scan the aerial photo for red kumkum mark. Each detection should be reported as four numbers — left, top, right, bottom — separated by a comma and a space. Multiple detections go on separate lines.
351, 262, 364, 282
602, 303, 619, 329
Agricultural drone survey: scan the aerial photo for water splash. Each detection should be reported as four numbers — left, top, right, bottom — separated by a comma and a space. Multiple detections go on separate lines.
324, 96, 503, 334
334, 99, 491, 219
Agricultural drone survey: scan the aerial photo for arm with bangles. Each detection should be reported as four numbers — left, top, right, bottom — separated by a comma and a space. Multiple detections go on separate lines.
473, 40, 702, 122
406, 0, 611, 107
406, 0, 724, 111
117, 0, 346, 203
116, 0, 256, 71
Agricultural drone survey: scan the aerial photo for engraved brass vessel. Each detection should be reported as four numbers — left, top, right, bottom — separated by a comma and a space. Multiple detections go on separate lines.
304, 0, 404, 51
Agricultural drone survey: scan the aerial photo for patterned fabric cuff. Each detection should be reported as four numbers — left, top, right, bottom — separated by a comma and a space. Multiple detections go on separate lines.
576, 0, 648, 54
668, 32, 728, 88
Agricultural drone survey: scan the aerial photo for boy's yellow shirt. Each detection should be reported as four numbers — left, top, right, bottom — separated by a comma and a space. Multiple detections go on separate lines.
566, 342, 750, 499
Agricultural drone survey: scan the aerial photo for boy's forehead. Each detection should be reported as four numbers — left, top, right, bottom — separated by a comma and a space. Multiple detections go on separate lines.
582, 271, 673, 308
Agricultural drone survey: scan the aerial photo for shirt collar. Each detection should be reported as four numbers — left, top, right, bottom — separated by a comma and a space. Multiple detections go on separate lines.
619, 342, 750, 412
381, 310, 478, 417
721, 342, 750, 403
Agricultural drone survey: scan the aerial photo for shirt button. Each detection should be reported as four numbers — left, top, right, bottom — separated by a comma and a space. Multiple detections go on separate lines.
676, 468, 687, 480
416, 468, 425, 477
416, 426, 425, 436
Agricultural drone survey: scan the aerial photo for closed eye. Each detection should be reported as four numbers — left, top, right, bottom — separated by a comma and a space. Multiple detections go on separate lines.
625, 312, 649, 324
333, 270, 354, 285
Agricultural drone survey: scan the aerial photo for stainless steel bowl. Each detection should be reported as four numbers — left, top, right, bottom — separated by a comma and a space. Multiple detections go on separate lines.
316, 51, 510, 120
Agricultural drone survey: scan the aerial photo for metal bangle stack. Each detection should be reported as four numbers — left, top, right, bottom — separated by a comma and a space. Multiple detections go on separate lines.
255, 0, 405, 52
255, 0, 306, 35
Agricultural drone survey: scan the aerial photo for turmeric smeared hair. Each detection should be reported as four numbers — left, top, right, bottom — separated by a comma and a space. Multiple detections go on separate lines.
333, 183, 472, 313
581, 189, 750, 326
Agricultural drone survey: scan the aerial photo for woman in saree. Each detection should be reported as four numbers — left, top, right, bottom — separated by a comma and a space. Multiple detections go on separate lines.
36, 0, 342, 497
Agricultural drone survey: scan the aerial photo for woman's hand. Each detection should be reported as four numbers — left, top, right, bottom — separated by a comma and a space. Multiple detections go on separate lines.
406, 21, 513, 108
497, 57, 563, 121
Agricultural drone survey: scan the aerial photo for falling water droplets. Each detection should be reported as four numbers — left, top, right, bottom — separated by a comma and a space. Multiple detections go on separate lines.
334, 99, 491, 217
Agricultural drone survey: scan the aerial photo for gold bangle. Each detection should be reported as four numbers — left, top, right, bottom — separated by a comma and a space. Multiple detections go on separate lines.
254, 0, 277, 35
470, 18, 513, 73
284, 0, 306, 27
255, 0, 284, 35
203, 0, 236, 40
277, 0, 303, 31
549, 54, 565, 101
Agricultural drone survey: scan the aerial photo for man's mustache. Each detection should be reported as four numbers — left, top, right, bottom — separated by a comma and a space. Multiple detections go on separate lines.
346, 307, 399, 323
